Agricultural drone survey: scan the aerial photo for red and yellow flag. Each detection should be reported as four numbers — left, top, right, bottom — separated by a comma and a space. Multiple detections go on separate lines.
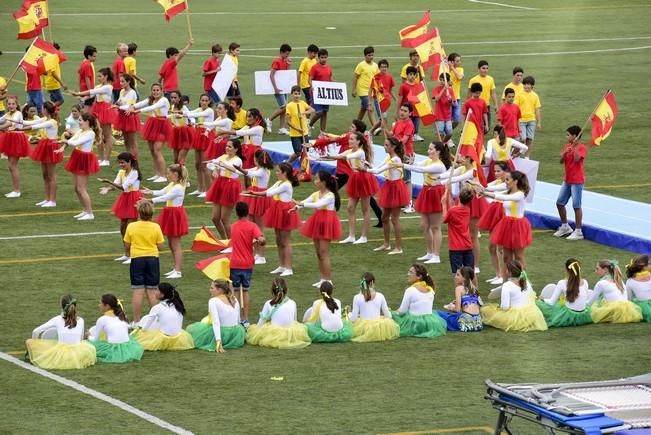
155, 0, 187, 21
403, 28, 446, 71
23, 0, 49, 27
12, 8, 41, 40
459, 109, 485, 165
191, 226, 229, 252
20, 37, 67, 74
195, 254, 231, 281
591, 90, 618, 146
407, 82, 436, 126
399, 11, 430, 46
371, 75, 391, 113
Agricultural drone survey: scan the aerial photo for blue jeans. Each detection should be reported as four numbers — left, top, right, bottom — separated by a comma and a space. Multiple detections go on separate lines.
48, 89, 64, 105
26, 90, 44, 115
556, 182, 583, 209
230, 268, 252, 289
206, 89, 220, 104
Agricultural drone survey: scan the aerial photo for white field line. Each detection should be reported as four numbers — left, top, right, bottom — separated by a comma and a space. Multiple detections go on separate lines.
37, 9, 501, 16
467, 0, 538, 10
0, 351, 194, 435
0, 216, 422, 241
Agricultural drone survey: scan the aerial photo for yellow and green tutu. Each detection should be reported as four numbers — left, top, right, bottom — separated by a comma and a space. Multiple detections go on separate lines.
91, 336, 144, 363
25, 339, 96, 370
351, 317, 400, 342
246, 322, 311, 349
633, 299, 651, 322
391, 311, 447, 338
131, 329, 194, 351
590, 300, 642, 324
535, 301, 593, 328
481, 302, 548, 332
306, 320, 354, 343
186, 321, 246, 351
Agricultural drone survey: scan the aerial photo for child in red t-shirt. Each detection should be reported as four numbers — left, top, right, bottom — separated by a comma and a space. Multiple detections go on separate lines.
369, 59, 396, 136
497, 88, 521, 138
397, 66, 423, 142
443, 187, 475, 274
462, 82, 489, 134
265, 44, 292, 135
432, 72, 456, 143
386, 103, 416, 212
158, 39, 193, 99
202, 44, 222, 103
308, 48, 333, 133
553, 125, 587, 241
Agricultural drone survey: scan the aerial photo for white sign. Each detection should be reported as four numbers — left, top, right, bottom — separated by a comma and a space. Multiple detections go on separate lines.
212, 54, 237, 101
513, 157, 539, 203
312, 81, 348, 106
254, 70, 297, 95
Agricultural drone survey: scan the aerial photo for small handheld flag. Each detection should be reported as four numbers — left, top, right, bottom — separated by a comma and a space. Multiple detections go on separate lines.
591, 90, 618, 146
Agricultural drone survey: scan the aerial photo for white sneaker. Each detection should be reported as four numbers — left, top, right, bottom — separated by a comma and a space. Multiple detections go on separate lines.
425, 255, 441, 264
188, 190, 200, 196
553, 224, 573, 237
417, 253, 433, 261
122, 258, 132, 265
270, 266, 285, 274
77, 213, 94, 221
280, 268, 293, 277
265, 118, 273, 133
339, 236, 355, 244
446, 139, 456, 148
153, 176, 168, 183
278, 127, 290, 135
41, 201, 56, 208
73, 211, 86, 218
128, 321, 138, 329
402, 205, 415, 214
388, 249, 403, 255
353, 236, 368, 245
99, 160, 110, 167
5, 191, 21, 198
488, 276, 504, 285
35, 200, 47, 206
373, 245, 391, 252
443, 302, 456, 311
254, 255, 267, 265
312, 279, 324, 287
220, 247, 233, 254
413, 134, 424, 142
114, 255, 129, 262
146, 175, 158, 181
474, 267, 480, 274
167, 271, 182, 279
164, 270, 176, 277
372, 127, 382, 136
566, 229, 584, 241
198, 192, 207, 198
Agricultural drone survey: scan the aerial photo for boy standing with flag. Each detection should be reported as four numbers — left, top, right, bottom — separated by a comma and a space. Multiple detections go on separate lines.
554, 125, 586, 241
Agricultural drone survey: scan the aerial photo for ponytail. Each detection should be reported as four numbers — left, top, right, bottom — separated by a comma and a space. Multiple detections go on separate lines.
270, 278, 287, 306
626, 255, 649, 278
494, 125, 506, 146
279, 162, 299, 187
433, 141, 452, 169
318, 170, 340, 211
412, 264, 435, 289
598, 259, 625, 292
218, 102, 235, 121
255, 150, 274, 170
43, 101, 59, 123
60, 294, 78, 329
319, 281, 338, 313
458, 266, 478, 296
117, 151, 142, 181
148, 83, 162, 106
230, 138, 244, 161
507, 260, 527, 291
158, 282, 186, 315
360, 272, 375, 302
101, 294, 128, 322
387, 137, 405, 162
168, 163, 188, 185
565, 258, 581, 303
81, 112, 102, 147
354, 131, 373, 162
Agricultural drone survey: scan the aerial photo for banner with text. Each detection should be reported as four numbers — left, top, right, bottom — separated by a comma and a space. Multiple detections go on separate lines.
312, 81, 348, 106
254, 70, 297, 95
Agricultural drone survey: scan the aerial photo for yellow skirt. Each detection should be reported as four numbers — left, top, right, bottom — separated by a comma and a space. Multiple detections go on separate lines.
25, 339, 96, 369
481, 302, 548, 332
131, 329, 195, 351
246, 322, 311, 349
352, 317, 400, 342
591, 300, 643, 324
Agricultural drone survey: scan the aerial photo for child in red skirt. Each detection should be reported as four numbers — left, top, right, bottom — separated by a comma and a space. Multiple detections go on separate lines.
246, 162, 301, 277
113, 74, 140, 156
366, 137, 409, 255
142, 163, 189, 279
133, 83, 171, 183
166, 91, 194, 165
98, 152, 143, 264
216, 108, 265, 170
485, 125, 527, 182
203, 102, 235, 161
0, 96, 31, 198
232, 149, 274, 265
20, 102, 61, 207
71, 67, 115, 166
292, 170, 342, 287
205, 139, 243, 239
184, 94, 215, 197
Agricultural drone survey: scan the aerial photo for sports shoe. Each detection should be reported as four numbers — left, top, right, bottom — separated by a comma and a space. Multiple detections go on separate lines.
402, 204, 415, 214
373, 245, 391, 252
153, 176, 168, 183
312, 279, 324, 288
352, 236, 368, 245
265, 118, 272, 133
114, 255, 129, 262
339, 235, 355, 244
41, 201, 56, 208
99, 160, 110, 167
122, 258, 132, 265
474, 267, 480, 274
241, 319, 250, 329
73, 211, 86, 218
188, 190, 201, 196
198, 192, 207, 198
553, 224, 573, 237
417, 253, 433, 261
77, 213, 94, 221
270, 266, 285, 274
128, 321, 138, 329
278, 127, 290, 135
413, 134, 424, 142
167, 271, 182, 279
566, 229, 584, 241
254, 255, 267, 265
5, 191, 21, 198
388, 249, 403, 255
487, 276, 503, 285
425, 255, 441, 264
279, 268, 293, 277
35, 200, 47, 206
147, 175, 158, 181
164, 270, 176, 277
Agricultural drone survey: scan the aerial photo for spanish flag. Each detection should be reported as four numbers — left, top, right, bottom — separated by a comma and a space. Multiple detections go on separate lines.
155, 0, 187, 21
591, 90, 618, 146
399, 11, 430, 46
371, 74, 391, 113
407, 82, 436, 126
23, 0, 49, 28
20, 37, 67, 74
404, 28, 446, 72
192, 226, 229, 252
458, 109, 485, 165
458, 144, 487, 187
196, 254, 231, 281
13, 8, 41, 40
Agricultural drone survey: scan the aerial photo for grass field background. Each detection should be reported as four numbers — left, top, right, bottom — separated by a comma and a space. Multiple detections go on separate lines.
1, 1, 650, 434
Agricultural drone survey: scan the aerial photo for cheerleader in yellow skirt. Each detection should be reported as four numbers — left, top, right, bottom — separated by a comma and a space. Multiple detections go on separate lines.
132, 283, 194, 351
589, 259, 642, 324
246, 278, 311, 349
481, 260, 547, 332
26, 294, 96, 369
626, 255, 651, 322
349, 272, 400, 342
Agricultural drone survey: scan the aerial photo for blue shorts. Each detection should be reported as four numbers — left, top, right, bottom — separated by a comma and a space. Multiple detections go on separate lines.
359, 95, 370, 110
274, 93, 288, 107
130, 256, 160, 289
48, 89, 64, 104
230, 268, 252, 290
112, 89, 121, 104
409, 115, 420, 133
26, 90, 44, 114
486, 106, 492, 130
519, 120, 537, 140
291, 136, 309, 154
313, 103, 329, 113
0, 110, 5, 118
556, 182, 583, 209
206, 89, 220, 104
449, 250, 475, 274
451, 100, 461, 123
435, 120, 453, 136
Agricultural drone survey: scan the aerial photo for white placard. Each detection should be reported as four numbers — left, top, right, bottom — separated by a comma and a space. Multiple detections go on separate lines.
513, 157, 539, 203
254, 70, 297, 95
212, 54, 237, 101
312, 81, 348, 106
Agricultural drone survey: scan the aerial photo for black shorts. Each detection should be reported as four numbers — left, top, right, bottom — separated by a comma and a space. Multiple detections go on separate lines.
130, 256, 160, 289
290, 136, 309, 154
449, 250, 474, 274
83, 96, 95, 107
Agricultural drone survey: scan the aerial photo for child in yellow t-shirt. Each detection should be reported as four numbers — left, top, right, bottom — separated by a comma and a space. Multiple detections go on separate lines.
467, 60, 498, 127
298, 44, 318, 104
447, 53, 464, 129
124, 42, 146, 90
285, 85, 315, 164
515, 75, 542, 156
352, 46, 380, 128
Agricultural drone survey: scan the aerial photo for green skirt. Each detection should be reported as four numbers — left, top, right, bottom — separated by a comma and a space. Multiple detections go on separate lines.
536, 300, 593, 328
633, 299, 651, 323
186, 322, 246, 351
306, 321, 354, 343
91, 336, 144, 363
391, 311, 447, 338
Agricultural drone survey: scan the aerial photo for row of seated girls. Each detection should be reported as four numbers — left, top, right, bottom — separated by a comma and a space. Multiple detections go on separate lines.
25, 256, 651, 368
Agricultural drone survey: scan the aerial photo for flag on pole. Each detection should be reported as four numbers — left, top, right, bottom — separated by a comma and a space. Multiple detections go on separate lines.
458, 109, 484, 163
399, 11, 431, 46
191, 226, 229, 252
591, 90, 618, 146
458, 144, 487, 186
154, 0, 187, 21
195, 254, 231, 280
371, 74, 391, 113
298, 148, 312, 182
23, 0, 49, 28
407, 82, 436, 125
402, 28, 446, 71
19, 37, 66, 74
12, 8, 41, 40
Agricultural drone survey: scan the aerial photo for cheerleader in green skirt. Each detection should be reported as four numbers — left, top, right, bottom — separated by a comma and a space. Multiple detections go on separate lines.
303, 281, 353, 343
625, 255, 651, 322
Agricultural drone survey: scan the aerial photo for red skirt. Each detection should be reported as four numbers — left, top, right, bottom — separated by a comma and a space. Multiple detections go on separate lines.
300, 209, 342, 241
141, 117, 171, 143
469, 195, 488, 219
92, 101, 114, 125
478, 201, 505, 231
65, 149, 99, 175
264, 200, 301, 231
241, 185, 271, 217
346, 171, 379, 199
0, 131, 31, 158
169, 125, 195, 150
114, 111, 140, 133
415, 185, 444, 214
157, 206, 189, 237
242, 144, 260, 169
206, 176, 242, 207
205, 137, 228, 161
193, 127, 213, 151
379, 179, 410, 209
490, 216, 532, 249
30, 138, 62, 164
487, 159, 515, 183
112, 190, 143, 220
